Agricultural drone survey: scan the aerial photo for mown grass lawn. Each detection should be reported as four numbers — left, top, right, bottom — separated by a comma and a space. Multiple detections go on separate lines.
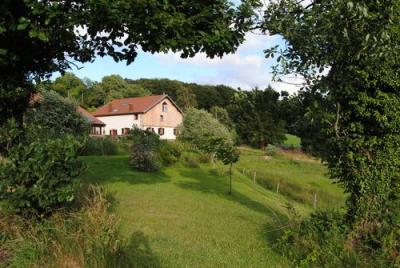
81, 150, 344, 267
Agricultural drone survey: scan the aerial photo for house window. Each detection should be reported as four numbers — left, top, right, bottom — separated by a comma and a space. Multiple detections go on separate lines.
162, 102, 168, 112
173, 128, 178, 136
160, 115, 164, 122
122, 128, 130, 135
146, 127, 155, 133
158, 128, 165, 136
134, 114, 138, 120
110, 129, 118, 136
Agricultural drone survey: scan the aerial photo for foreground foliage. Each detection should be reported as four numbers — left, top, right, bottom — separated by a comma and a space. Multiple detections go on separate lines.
0, 91, 87, 217
263, 0, 400, 264
0, 186, 139, 268
276, 210, 364, 267
0, 135, 83, 217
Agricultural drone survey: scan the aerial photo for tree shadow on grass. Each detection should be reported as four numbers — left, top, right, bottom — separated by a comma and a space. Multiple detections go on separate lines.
108, 231, 162, 268
176, 168, 287, 222
82, 156, 170, 185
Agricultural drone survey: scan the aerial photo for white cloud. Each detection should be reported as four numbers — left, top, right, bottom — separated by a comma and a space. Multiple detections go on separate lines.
152, 32, 301, 94
155, 52, 263, 68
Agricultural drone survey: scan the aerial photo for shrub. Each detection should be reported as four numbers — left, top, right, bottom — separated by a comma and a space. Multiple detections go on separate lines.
159, 141, 181, 166
276, 210, 387, 267
80, 137, 118, 156
0, 92, 88, 218
24, 90, 89, 141
128, 128, 162, 172
198, 152, 211, 163
265, 144, 277, 156
181, 153, 200, 168
0, 135, 84, 217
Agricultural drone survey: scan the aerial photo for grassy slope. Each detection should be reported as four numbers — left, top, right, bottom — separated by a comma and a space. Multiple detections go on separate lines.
81, 150, 344, 267
283, 134, 301, 148
236, 148, 344, 210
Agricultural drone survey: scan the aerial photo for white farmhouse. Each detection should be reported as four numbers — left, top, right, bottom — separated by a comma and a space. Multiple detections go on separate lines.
92, 95, 183, 140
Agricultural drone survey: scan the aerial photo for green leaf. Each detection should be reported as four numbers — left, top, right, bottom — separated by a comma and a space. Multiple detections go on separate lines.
17, 23, 29, 31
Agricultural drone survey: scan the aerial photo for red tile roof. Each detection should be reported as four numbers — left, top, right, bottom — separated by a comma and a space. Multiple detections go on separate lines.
77, 106, 105, 126
92, 95, 168, 117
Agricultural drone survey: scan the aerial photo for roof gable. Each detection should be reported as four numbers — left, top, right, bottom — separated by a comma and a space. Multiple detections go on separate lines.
92, 95, 181, 117
77, 106, 105, 126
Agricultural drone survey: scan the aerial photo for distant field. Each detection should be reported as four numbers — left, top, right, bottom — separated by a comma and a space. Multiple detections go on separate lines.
236, 147, 344, 210
283, 134, 301, 148
80, 148, 344, 267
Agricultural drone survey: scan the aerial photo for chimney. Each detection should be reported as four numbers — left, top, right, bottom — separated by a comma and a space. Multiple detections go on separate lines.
108, 103, 113, 112
128, 103, 133, 111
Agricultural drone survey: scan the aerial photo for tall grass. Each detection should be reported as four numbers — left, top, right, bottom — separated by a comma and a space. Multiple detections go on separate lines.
0, 186, 140, 268
236, 147, 344, 210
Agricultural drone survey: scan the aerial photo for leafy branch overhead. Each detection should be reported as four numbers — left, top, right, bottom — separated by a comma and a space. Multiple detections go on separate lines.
0, 0, 260, 79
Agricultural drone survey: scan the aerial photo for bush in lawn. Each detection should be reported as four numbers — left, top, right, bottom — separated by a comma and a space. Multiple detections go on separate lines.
0, 135, 84, 217
80, 137, 118, 156
265, 144, 277, 156
178, 108, 233, 150
159, 141, 181, 166
181, 153, 200, 168
128, 128, 162, 172
198, 152, 212, 163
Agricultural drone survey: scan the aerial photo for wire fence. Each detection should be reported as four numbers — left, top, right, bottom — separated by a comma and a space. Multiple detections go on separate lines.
221, 166, 324, 209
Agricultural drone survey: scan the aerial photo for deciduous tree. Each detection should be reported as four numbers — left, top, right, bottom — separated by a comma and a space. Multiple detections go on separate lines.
263, 0, 400, 263
178, 108, 233, 149
210, 138, 240, 194
228, 87, 286, 148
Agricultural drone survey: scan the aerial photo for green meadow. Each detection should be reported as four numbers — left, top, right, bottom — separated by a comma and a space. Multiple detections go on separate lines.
80, 148, 344, 267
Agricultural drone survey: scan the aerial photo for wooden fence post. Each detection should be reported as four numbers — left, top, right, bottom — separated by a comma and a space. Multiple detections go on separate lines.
313, 193, 317, 209
253, 172, 256, 184
276, 181, 280, 193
